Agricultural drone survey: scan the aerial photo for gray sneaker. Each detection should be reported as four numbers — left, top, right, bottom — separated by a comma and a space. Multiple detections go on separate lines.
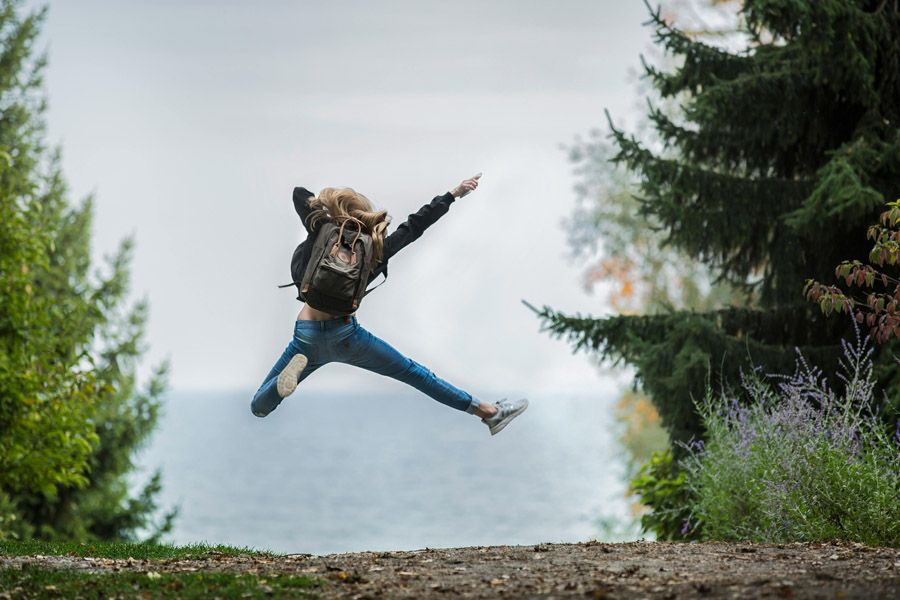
482, 398, 529, 436
276, 354, 308, 398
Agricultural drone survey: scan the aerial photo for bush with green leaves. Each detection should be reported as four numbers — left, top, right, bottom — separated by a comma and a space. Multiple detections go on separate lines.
806, 199, 900, 344
681, 322, 900, 546
628, 449, 699, 541
0, 1, 173, 541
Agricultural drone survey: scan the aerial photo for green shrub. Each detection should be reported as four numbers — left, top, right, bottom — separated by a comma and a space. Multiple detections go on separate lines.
682, 325, 900, 546
629, 449, 699, 540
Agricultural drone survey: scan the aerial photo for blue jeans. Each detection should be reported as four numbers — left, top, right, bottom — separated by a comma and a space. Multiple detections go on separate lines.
251, 315, 481, 417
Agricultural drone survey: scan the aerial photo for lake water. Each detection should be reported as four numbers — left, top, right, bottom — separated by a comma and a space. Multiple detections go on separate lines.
132, 388, 632, 556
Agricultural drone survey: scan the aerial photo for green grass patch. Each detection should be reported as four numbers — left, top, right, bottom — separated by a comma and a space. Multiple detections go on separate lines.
0, 540, 276, 560
0, 565, 324, 598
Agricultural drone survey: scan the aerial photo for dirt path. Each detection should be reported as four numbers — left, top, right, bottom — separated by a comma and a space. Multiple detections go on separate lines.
3, 540, 899, 598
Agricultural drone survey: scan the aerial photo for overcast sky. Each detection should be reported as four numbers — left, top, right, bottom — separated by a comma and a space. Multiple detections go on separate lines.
30, 0, 655, 402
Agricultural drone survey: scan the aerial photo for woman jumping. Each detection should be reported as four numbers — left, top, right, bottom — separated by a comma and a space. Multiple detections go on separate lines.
250, 173, 529, 435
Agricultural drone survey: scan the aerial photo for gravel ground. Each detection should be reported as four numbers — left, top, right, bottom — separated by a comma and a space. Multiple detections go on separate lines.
2, 540, 899, 598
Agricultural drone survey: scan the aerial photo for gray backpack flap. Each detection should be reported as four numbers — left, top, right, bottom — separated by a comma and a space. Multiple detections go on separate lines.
300, 217, 376, 315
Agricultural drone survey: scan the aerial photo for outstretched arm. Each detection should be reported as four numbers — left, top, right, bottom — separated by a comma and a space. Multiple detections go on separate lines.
382, 173, 481, 262
292, 186, 316, 235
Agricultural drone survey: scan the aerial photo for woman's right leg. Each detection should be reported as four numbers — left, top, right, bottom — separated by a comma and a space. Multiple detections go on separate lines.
340, 323, 482, 415
251, 338, 321, 418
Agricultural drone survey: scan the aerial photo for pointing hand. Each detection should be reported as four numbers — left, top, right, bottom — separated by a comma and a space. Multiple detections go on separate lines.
451, 172, 482, 198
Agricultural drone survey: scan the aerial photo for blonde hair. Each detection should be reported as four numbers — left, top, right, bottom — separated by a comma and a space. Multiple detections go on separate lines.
305, 187, 391, 264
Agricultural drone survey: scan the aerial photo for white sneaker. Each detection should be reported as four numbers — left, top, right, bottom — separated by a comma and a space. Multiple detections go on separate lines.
482, 398, 529, 436
276, 354, 308, 398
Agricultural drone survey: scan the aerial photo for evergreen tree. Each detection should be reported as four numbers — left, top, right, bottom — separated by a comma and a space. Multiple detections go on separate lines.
530, 0, 900, 447
0, 0, 174, 541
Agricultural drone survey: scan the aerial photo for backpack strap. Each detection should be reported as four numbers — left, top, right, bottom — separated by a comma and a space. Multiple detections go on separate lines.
362, 263, 388, 297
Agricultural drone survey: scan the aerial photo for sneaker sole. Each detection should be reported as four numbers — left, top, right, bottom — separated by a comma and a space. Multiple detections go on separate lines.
489, 399, 529, 435
276, 354, 308, 398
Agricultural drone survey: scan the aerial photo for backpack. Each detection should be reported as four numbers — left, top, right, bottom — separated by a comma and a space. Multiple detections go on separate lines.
278, 216, 386, 316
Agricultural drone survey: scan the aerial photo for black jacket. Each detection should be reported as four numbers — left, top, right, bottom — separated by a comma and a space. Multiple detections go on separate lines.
288, 186, 457, 301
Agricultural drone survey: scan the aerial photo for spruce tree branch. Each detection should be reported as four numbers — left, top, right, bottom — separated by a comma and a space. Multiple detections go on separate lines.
521, 299, 540, 315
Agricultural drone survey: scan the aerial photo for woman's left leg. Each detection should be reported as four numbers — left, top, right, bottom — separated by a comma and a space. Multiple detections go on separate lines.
339, 323, 482, 414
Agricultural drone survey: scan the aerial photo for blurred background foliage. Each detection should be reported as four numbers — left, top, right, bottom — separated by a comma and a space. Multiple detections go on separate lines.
559, 0, 900, 540
0, 0, 174, 542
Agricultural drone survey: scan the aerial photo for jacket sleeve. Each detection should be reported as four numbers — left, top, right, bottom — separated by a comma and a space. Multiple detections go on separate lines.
292, 186, 316, 235
382, 191, 456, 262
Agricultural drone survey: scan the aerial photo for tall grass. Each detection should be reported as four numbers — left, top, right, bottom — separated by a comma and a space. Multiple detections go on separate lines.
682, 322, 900, 546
